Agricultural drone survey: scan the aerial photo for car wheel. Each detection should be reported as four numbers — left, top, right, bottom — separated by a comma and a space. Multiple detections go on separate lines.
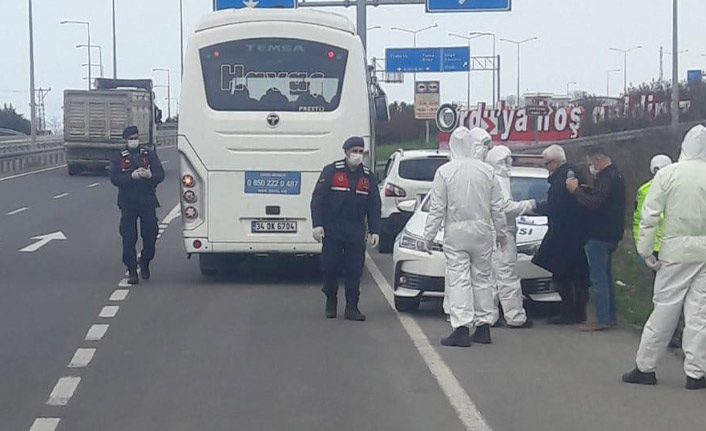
395, 296, 420, 313
378, 232, 395, 254
67, 164, 82, 176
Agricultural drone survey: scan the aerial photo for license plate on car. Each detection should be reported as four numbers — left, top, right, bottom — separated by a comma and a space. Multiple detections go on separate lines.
251, 221, 297, 233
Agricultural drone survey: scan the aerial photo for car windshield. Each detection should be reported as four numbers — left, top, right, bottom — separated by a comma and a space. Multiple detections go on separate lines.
421, 175, 548, 212
398, 157, 449, 182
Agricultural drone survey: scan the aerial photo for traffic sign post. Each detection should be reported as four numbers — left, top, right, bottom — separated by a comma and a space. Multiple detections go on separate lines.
426, 0, 511, 13
414, 81, 440, 120
385, 47, 470, 73
214, 0, 297, 10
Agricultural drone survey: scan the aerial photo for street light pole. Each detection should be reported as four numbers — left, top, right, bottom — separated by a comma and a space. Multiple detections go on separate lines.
448, 33, 476, 108
77, 45, 104, 77
500, 37, 538, 106
61, 20, 92, 89
672, 0, 680, 128
609, 45, 642, 94
607, 69, 621, 97
28, 0, 37, 145
180, 0, 184, 78
153, 68, 172, 119
112, 0, 117, 78
470, 32, 497, 106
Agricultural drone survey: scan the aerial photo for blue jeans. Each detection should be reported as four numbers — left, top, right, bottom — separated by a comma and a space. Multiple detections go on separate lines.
585, 240, 618, 325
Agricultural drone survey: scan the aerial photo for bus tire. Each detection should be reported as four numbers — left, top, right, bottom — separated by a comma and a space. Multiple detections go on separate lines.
199, 254, 219, 276
68, 164, 82, 176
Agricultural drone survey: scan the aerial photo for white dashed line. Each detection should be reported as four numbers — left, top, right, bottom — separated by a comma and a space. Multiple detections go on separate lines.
68, 348, 96, 368
161, 160, 170, 165
0, 165, 66, 182
99, 306, 120, 318
365, 254, 494, 431
118, 278, 131, 287
52, 193, 69, 200
46, 376, 81, 406
85, 324, 109, 341
28, 418, 61, 431
159, 223, 169, 229
109, 289, 129, 301
6, 207, 29, 216
87, 182, 100, 188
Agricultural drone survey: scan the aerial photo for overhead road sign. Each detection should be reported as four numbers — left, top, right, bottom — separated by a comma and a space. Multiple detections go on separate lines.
385, 47, 470, 73
687, 70, 703, 84
427, 0, 511, 13
214, 0, 297, 10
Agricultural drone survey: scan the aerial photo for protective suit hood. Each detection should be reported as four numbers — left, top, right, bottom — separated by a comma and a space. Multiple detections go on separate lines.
471, 128, 492, 161
679, 125, 706, 162
448, 127, 477, 160
487, 145, 512, 177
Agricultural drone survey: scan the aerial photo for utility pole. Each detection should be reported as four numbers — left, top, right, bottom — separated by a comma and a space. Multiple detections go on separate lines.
672, 0, 679, 128
356, 0, 366, 49
28, 0, 37, 145
35, 88, 51, 133
659, 46, 664, 82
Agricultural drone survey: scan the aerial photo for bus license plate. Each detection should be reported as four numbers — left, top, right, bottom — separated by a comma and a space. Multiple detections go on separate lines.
251, 221, 297, 233
245, 172, 301, 195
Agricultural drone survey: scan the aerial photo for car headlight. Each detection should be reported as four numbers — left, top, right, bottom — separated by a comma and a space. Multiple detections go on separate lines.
517, 241, 542, 256
399, 231, 442, 252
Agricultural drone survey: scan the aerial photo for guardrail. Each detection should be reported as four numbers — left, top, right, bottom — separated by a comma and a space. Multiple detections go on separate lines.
0, 137, 64, 159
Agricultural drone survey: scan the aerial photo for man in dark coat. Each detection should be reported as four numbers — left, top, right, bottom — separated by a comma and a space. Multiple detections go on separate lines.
533, 145, 590, 324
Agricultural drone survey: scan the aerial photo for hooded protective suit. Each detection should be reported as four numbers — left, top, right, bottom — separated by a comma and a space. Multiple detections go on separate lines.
424, 127, 507, 329
634, 125, 706, 380
472, 127, 493, 162
486, 145, 536, 326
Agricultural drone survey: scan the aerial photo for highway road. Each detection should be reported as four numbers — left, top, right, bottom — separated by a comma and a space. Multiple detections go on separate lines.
1, 148, 704, 431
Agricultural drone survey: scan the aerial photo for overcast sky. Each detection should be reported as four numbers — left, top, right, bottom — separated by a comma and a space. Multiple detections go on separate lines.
3, 0, 706, 123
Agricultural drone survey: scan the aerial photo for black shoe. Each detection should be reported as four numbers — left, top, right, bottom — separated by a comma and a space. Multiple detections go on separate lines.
325, 296, 337, 319
508, 319, 534, 329
686, 376, 706, 390
492, 317, 505, 328
441, 326, 472, 347
127, 268, 139, 285
140, 261, 151, 281
344, 305, 366, 322
471, 324, 492, 344
622, 367, 657, 385
548, 317, 577, 325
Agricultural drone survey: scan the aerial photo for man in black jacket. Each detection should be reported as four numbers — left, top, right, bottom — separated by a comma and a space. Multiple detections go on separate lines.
109, 126, 165, 284
310, 137, 382, 322
567, 147, 626, 331
534, 145, 591, 325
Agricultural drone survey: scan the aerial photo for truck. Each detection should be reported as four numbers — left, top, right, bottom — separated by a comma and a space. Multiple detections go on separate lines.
63, 78, 160, 176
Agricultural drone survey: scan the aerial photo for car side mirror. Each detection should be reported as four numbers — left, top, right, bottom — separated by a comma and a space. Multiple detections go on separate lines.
398, 200, 417, 213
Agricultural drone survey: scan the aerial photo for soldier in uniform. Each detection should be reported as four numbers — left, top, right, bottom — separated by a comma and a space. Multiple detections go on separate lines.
311, 137, 382, 321
109, 126, 165, 284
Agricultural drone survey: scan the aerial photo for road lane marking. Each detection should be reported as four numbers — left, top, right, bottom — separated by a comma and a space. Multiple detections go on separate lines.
109, 289, 129, 301
365, 254, 494, 431
19, 231, 67, 253
87, 182, 100, 188
28, 418, 60, 431
68, 348, 96, 368
6, 207, 29, 216
0, 165, 66, 182
52, 193, 69, 200
46, 376, 81, 406
99, 306, 119, 318
161, 161, 170, 165
85, 324, 109, 341
159, 223, 169, 229
118, 278, 131, 287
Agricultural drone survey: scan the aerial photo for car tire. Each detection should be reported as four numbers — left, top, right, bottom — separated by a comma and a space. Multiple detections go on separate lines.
378, 232, 395, 254
67, 164, 82, 176
394, 296, 420, 313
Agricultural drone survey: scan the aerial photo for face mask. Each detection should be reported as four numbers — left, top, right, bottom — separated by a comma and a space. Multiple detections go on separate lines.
347, 153, 364, 167
589, 165, 599, 176
127, 139, 140, 150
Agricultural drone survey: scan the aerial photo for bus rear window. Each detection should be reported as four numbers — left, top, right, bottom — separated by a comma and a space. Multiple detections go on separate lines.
200, 38, 348, 112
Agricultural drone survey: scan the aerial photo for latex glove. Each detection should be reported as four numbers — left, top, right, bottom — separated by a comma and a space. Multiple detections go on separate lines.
497, 235, 509, 251
369, 233, 380, 249
140, 168, 153, 179
566, 178, 579, 193
312, 226, 325, 243
419, 239, 433, 255
131, 169, 142, 180
643, 255, 662, 272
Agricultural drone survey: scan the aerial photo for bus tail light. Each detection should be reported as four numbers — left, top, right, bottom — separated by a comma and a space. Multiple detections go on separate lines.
193, 240, 203, 249
183, 190, 197, 203
184, 206, 199, 219
182, 174, 195, 188
385, 183, 407, 198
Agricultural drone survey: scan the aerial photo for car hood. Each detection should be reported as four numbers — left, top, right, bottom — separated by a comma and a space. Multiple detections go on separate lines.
405, 210, 548, 244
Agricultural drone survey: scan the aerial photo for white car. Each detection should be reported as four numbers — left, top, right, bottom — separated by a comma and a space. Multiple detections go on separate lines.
378, 149, 450, 253
391, 166, 560, 312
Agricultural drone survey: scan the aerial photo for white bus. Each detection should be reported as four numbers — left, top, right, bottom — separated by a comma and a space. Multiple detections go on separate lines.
178, 9, 388, 274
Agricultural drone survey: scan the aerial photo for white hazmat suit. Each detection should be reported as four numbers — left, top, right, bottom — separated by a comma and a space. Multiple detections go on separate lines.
634, 124, 706, 380
486, 145, 536, 327
424, 127, 507, 330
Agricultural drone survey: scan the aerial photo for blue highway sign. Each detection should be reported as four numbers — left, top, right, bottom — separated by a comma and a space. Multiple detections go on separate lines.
427, 0, 511, 13
214, 0, 297, 10
386, 47, 470, 73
